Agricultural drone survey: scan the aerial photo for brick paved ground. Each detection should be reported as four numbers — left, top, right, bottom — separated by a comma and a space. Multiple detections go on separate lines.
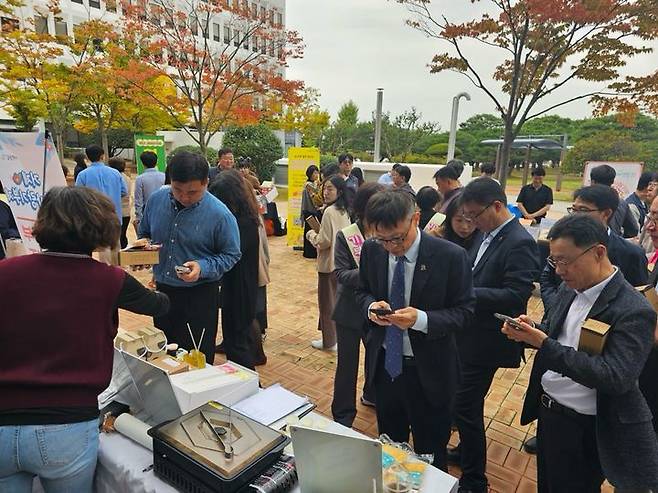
120, 209, 614, 493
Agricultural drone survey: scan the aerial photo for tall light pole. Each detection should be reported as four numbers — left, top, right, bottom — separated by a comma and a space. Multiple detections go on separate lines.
447, 92, 471, 162
373, 88, 384, 163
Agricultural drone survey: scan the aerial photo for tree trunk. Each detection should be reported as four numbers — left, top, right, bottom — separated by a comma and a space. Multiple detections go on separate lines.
98, 117, 109, 161
54, 130, 65, 164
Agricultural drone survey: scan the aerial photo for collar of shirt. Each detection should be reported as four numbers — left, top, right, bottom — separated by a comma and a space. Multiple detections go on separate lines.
90, 161, 104, 167
168, 189, 203, 211
143, 167, 158, 173
389, 227, 422, 264
485, 215, 515, 241
575, 266, 618, 303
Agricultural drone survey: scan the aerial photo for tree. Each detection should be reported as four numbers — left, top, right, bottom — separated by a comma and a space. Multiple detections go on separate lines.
337, 100, 359, 127
563, 130, 642, 173
116, 0, 304, 155
381, 107, 440, 161
222, 124, 283, 180
4, 89, 46, 131
399, 0, 658, 189
269, 87, 330, 147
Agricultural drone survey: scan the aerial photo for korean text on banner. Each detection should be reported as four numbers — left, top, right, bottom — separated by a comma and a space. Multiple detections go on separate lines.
134, 134, 166, 174
287, 147, 320, 248
0, 132, 66, 253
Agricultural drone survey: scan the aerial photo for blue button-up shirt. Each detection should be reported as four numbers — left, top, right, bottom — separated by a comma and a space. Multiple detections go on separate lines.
138, 187, 242, 287
134, 168, 166, 222
75, 162, 127, 221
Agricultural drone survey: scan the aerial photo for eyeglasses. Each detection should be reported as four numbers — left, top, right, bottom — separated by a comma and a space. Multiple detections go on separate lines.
647, 213, 658, 225
547, 244, 598, 269
567, 206, 601, 215
374, 218, 414, 246
463, 202, 494, 220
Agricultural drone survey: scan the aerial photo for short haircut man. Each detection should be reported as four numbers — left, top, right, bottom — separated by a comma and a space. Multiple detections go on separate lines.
139, 151, 241, 364
532, 166, 546, 177
590, 165, 639, 238
516, 213, 658, 492
626, 171, 657, 228
480, 163, 495, 176
391, 165, 415, 198
355, 190, 475, 471
452, 177, 539, 492
338, 153, 358, 192
85, 144, 104, 163
573, 185, 619, 220
395, 165, 411, 183
140, 151, 158, 169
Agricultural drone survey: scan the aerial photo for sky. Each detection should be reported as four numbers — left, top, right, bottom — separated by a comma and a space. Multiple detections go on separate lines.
285, 0, 656, 130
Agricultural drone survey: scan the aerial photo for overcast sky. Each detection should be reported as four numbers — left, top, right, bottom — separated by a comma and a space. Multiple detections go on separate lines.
285, 0, 656, 130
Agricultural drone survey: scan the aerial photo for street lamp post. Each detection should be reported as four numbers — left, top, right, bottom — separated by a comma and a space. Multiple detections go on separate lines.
373, 88, 384, 163
447, 92, 471, 162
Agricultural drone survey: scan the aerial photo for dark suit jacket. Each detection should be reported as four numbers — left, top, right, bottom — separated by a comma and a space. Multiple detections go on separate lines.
332, 229, 365, 330
460, 219, 539, 368
521, 272, 658, 490
610, 199, 639, 238
355, 232, 476, 407
539, 231, 648, 313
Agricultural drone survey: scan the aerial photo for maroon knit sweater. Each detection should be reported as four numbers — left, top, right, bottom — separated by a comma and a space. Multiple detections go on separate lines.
0, 254, 125, 410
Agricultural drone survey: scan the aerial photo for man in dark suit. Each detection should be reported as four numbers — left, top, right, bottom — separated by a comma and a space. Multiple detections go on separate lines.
451, 178, 539, 493
590, 164, 639, 238
504, 214, 658, 492
355, 190, 475, 471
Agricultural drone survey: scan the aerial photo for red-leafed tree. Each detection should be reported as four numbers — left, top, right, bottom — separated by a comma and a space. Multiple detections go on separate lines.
115, 0, 304, 155
398, 0, 658, 189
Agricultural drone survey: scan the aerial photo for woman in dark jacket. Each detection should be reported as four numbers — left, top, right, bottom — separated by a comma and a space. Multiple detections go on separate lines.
331, 182, 385, 427
301, 165, 322, 259
73, 152, 87, 182
438, 195, 482, 257
210, 170, 261, 370
416, 186, 441, 230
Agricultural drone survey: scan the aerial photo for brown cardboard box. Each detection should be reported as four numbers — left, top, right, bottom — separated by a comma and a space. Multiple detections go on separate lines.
636, 284, 658, 312
578, 319, 611, 356
149, 355, 189, 375
118, 247, 160, 267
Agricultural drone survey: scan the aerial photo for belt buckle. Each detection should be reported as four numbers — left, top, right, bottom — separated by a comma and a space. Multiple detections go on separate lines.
540, 393, 552, 409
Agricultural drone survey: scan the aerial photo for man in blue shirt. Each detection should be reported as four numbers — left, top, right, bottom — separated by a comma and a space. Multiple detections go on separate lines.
75, 144, 127, 222
139, 151, 241, 363
133, 151, 165, 228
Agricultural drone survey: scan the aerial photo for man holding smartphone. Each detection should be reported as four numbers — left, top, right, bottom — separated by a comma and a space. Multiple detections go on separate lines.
504, 214, 658, 492
355, 190, 475, 470
139, 151, 241, 364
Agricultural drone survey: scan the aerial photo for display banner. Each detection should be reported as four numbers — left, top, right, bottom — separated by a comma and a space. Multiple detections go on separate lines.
0, 132, 67, 253
134, 134, 166, 173
341, 223, 365, 265
583, 161, 643, 199
287, 147, 319, 248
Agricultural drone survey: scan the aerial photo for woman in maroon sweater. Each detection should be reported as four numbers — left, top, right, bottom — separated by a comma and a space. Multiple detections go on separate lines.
0, 186, 169, 493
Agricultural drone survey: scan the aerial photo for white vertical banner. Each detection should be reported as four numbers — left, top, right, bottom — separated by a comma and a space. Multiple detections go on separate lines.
0, 132, 66, 253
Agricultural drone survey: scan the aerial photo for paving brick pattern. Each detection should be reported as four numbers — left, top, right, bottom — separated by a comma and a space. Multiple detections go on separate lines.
120, 233, 614, 493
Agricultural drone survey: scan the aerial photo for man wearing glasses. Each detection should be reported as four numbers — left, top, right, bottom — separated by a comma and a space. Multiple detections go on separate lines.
355, 190, 475, 471
505, 214, 658, 492
448, 178, 539, 493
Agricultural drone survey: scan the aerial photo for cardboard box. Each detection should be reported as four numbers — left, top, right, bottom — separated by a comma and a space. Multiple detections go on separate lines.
169, 361, 259, 413
118, 247, 160, 267
149, 355, 189, 375
636, 284, 658, 312
578, 319, 611, 355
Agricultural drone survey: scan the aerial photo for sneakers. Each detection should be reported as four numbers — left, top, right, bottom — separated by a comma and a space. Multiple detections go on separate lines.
311, 339, 337, 351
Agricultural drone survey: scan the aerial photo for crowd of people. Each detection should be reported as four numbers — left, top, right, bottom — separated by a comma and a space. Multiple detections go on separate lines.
1, 146, 658, 493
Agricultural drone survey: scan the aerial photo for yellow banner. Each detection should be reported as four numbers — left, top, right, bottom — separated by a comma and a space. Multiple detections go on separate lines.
287, 147, 320, 247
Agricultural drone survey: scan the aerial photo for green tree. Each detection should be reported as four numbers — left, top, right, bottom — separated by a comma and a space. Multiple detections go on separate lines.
337, 101, 359, 127
167, 145, 218, 165
563, 130, 643, 174
222, 124, 283, 181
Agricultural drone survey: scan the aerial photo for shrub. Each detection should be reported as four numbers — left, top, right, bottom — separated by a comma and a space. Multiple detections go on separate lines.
167, 145, 218, 166
222, 124, 283, 181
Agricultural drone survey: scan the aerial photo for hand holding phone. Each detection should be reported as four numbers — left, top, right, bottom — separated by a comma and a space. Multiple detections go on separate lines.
175, 265, 192, 274
494, 313, 528, 331
369, 308, 394, 316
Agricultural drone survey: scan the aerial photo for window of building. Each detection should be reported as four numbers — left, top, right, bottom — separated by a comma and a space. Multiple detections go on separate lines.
224, 26, 231, 44
213, 22, 220, 41
234, 30, 240, 47
251, 2, 257, 18
34, 15, 49, 34
276, 12, 282, 26
89, 0, 101, 9
252, 36, 258, 52
71, 0, 83, 4
55, 20, 68, 36
1, 17, 19, 32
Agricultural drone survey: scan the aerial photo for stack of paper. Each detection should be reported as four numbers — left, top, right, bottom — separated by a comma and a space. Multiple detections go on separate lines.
233, 384, 312, 426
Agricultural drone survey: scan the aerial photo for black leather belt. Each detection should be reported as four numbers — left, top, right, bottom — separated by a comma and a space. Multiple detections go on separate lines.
540, 393, 588, 421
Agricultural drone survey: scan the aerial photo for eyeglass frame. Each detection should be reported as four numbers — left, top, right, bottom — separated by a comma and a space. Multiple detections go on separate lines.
373, 217, 415, 246
567, 206, 602, 215
462, 201, 495, 220
546, 243, 599, 269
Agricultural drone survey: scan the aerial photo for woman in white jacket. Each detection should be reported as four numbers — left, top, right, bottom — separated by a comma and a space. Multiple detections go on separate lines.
306, 175, 352, 350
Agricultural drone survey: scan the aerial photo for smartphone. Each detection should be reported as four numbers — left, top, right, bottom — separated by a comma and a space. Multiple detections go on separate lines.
494, 313, 525, 331
370, 308, 394, 317
305, 216, 321, 233
175, 265, 192, 274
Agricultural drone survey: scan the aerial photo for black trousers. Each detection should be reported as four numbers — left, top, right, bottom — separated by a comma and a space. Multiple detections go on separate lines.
120, 216, 130, 249
331, 323, 375, 428
374, 353, 452, 471
154, 281, 220, 364
537, 401, 604, 493
454, 364, 498, 491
